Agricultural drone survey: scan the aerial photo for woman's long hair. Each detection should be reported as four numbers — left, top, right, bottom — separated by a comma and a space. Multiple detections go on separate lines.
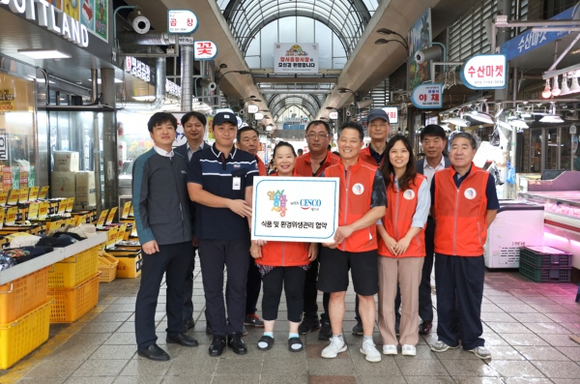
380, 135, 417, 191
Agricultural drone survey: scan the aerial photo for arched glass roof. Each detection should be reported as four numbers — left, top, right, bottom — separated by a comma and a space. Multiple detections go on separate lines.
267, 93, 323, 121
216, 0, 378, 56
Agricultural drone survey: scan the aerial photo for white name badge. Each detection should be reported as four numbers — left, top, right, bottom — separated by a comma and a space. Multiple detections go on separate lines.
232, 177, 241, 190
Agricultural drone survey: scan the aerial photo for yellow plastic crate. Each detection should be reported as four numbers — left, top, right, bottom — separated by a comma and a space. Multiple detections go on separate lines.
0, 300, 52, 369
98, 253, 119, 283
48, 246, 100, 288
48, 273, 100, 323
0, 267, 49, 324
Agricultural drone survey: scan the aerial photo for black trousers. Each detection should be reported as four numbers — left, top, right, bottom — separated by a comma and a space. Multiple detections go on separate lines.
135, 241, 193, 350
182, 246, 197, 322
303, 257, 330, 321
418, 217, 436, 322
262, 266, 306, 323
246, 256, 262, 315
435, 254, 485, 350
198, 238, 250, 336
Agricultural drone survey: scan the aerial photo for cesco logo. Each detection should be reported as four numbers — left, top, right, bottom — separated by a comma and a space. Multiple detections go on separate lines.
300, 199, 321, 210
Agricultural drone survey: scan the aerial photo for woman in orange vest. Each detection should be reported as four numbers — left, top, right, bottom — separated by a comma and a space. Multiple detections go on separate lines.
377, 135, 430, 357
250, 141, 318, 353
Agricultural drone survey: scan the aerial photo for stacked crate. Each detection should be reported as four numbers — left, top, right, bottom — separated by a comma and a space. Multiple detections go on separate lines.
48, 246, 100, 322
519, 246, 573, 283
0, 267, 51, 369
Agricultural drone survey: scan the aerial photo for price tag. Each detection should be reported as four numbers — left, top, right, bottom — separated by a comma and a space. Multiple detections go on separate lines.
7, 189, 18, 205
66, 197, 74, 212
0, 208, 4, 229
75, 214, 87, 225
129, 204, 134, 217
57, 199, 66, 214
29, 186, 39, 200
5, 207, 18, 226
38, 186, 49, 199
39, 202, 49, 219
122, 201, 132, 219
0, 190, 8, 207
106, 207, 118, 224
29, 202, 39, 219
117, 224, 127, 243
107, 227, 119, 247
17, 188, 28, 203
97, 209, 109, 227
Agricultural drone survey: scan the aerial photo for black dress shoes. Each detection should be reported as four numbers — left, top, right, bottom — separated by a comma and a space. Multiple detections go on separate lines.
227, 332, 248, 355
182, 318, 195, 332
209, 335, 226, 356
167, 333, 199, 347
137, 343, 170, 361
419, 320, 433, 335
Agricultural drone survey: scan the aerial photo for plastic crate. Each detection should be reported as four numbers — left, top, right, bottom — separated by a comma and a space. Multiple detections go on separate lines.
48, 273, 100, 323
520, 246, 572, 268
519, 261, 572, 283
0, 300, 52, 369
48, 245, 100, 288
0, 267, 49, 324
98, 253, 119, 283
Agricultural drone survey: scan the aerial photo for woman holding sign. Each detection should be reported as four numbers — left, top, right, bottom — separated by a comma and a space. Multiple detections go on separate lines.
377, 135, 430, 357
250, 141, 318, 353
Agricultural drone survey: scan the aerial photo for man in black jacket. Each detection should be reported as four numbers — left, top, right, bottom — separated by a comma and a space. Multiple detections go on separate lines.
133, 112, 198, 361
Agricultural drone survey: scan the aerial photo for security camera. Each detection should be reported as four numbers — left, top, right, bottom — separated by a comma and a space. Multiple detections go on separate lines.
199, 79, 217, 91
251, 120, 257, 127
415, 46, 443, 64
129, 12, 150, 34
239, 109, 245, 116
346, 110, 351, 117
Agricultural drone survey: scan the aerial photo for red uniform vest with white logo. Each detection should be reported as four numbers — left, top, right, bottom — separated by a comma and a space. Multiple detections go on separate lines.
256, 241, 310, 267
325, 159, 378, 253
433, 164, 489, 256
295, 151, 340, 177
359, 146, 381, 167
378, 174, 427, 258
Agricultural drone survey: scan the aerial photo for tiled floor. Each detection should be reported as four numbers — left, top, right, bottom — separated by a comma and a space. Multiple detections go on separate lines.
2, 265, 580, 384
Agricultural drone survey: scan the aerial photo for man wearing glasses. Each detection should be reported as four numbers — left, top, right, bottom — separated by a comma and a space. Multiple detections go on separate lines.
295, 120, 340, 340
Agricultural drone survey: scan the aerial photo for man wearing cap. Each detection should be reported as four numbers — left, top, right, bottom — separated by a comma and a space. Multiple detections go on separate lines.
174, 111, 208, 333
360, 109, 391, 167
188, 112, 259, 356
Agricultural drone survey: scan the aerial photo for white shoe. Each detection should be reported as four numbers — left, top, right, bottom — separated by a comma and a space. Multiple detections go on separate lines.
382, 344, 398, 355
360, 340, 381, 363
321, 337, 347, 359
401, 344, 416, 356
469, 346, 491, 360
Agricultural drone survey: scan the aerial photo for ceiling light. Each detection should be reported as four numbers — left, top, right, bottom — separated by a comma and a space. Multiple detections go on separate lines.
561, 75, 571, 95
467, 110, 495, 124
18, 49, 71, 59
541, 79, 552, 98
540, 115, 564, 123
570, 76, 580, 93
497, 120, 513, 131
88, 78, 124, 84
509, 119, 529, 129
132, 95, 156, 102
551, 75, 561, 96
442, 117, 470, 127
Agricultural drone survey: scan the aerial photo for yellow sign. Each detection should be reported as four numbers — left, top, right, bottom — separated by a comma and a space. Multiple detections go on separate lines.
75, 214, 87, 226
106, 227, 119, 247
29, 186, 40, 200
5, 207, 18, 226
0, 190, 8, 207
7, 189, 18, 205
122, 201, 132, 219
0, 100, 15, 112
39, 186, 49, 199
29, 202, 39, 219
18, 188, 29, 203
66, 197, 74, 212
39, 202, 49, 219
0, 209, 4, 229
106, 207, 118, 224
57, 199, 66, 214
97, 209, 109, 227
117, 223, 128, 243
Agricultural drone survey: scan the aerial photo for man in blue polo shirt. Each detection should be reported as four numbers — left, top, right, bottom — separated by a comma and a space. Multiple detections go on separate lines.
187, 112, 258, 357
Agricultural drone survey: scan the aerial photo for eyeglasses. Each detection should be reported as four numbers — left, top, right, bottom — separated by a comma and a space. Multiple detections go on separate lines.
306, 133, 329, 140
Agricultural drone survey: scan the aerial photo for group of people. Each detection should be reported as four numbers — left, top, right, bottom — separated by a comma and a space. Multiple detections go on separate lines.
132, 108, 498, 363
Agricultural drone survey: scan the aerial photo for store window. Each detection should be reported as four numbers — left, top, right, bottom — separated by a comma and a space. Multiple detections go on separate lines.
0, 73, 37, 189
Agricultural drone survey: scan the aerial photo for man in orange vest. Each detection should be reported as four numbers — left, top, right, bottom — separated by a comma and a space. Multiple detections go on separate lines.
360, 109, 390, 167
429, 132, 498, 360
318, 121, 386, 363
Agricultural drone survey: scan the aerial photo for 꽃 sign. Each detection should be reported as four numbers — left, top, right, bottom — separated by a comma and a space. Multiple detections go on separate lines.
194, 41, 217, 60
168, 9, 198, 34
461, 54, 507, 89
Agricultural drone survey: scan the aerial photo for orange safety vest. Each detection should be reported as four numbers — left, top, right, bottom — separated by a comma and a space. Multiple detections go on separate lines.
378, 174, 427, 258
256, 156, 267, 176
325, 159, 379, 252
359, 145, 384, 167
256, 241, 310, 267
295, 151, 340, 177
433, 164, 489, 256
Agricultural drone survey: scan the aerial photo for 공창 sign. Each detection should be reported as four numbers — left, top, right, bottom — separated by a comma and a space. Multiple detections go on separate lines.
461, 54, 507, 90
252, 176, 339, 243
168, 9, 198, 34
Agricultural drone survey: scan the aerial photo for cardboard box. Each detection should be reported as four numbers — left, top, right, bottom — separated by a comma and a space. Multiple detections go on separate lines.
51, 171, 75, 198
75, 171, 96, 208
54, 151, 79, 172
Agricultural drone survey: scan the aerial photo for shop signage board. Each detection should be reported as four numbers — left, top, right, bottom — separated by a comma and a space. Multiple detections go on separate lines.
411, 83, 443, 109
274, 43, 319, 74
461, 54, 507, 89
328, 111, 338, 120
194, 41, 218, 60
382, 107, 399, 124
168, 9, 198, 34
247, 104, 259, 114
125, 56, 151, 83
166, 79, 181, 97
251, 177, 339, 243
0, 0, 91, 47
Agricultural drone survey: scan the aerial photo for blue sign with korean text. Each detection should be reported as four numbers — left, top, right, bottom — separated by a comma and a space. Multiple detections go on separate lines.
500, 5, 580, 61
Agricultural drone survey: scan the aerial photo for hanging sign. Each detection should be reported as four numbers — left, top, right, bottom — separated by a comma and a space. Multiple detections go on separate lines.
274, 43, 319, 74
411, 83, 443, 109
382, 107, 399, 124
125, 56, 151, 82
461, 54, 507, 89
168, 10, 198, 34
328, 111, 338, 120
194, 41, 218, 60
247, 104, 259, 114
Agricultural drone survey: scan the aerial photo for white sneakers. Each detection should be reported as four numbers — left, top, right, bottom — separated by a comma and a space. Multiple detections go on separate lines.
401, 344, 416, 356
321, 337, 347, 358
382, 344, 398, 355
360, 340, 382, 363
469, 346, 492, 360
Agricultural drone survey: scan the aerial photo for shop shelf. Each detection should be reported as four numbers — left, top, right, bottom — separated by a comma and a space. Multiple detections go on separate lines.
48, 273, 100, 323
519, 261, 572, 283
48, 245, 100, 288
0, 267, 49, 324
520, 246, 572, 268
0, 300, 52, 369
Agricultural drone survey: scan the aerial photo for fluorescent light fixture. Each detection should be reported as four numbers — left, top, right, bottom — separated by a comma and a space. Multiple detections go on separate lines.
88, 78, 124, 84
18, 49, 71, 59
442, 117, 470, 127
132, 95, 156, 102
467, 110, 495, 124
509, 119, 529, 129
497, 120, 513, 131
540, 115, 564, 123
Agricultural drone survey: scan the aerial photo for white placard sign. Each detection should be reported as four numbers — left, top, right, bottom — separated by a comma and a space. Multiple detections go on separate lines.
461, 54, 507, 89
168, 10, 198, 34
194, 41, 218, 60
382, 107, 399, 124
411, 83, 443, 109
247, 104, 259, 114
274, 43, 319, 74
252, 176, 339, 242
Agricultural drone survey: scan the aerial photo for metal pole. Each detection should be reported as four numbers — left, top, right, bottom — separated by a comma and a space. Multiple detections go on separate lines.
101, 68, 118, 213
510, 66, 518, 198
